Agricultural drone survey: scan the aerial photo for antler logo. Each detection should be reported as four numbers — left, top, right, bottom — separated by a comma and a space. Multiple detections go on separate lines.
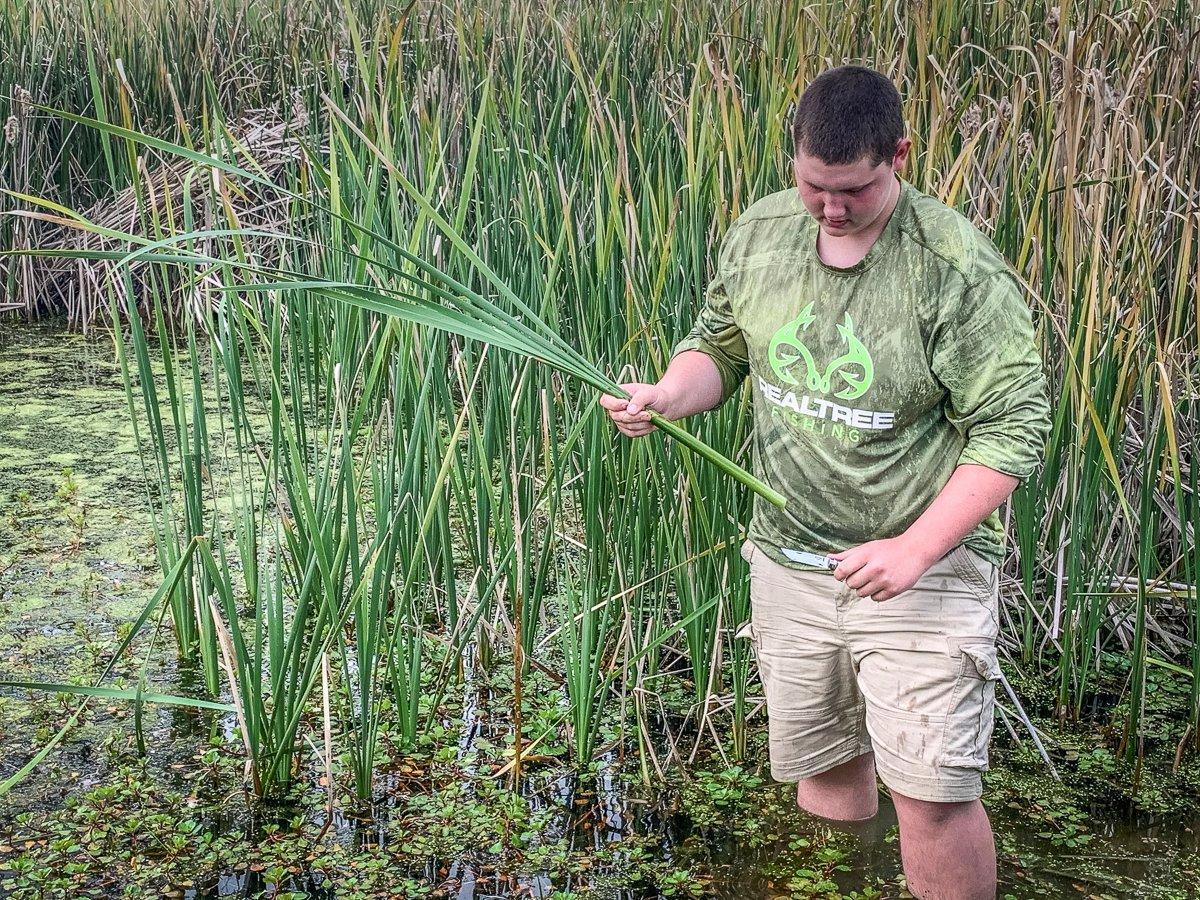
768, 303, 874, 401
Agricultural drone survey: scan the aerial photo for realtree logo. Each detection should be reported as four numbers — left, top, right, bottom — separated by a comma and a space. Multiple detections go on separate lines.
761, 303, 894, 434
768, 302, 874, 400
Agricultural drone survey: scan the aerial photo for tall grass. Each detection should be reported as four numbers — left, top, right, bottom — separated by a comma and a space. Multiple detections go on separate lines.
2, 0, 1197, 797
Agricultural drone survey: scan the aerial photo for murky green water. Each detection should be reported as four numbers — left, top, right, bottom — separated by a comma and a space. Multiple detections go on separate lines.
2, 319, 1198, 899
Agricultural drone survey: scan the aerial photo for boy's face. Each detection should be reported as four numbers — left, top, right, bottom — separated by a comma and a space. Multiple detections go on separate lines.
792, 138, 911, 237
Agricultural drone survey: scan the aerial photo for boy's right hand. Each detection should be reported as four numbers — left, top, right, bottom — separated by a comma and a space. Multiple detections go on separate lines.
599, 383, 668, 438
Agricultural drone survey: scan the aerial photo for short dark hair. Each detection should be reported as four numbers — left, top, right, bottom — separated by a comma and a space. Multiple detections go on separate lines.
792, 66, 905, 167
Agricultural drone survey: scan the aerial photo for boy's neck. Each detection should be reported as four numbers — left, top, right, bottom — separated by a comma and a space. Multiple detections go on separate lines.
816, 175, 901, 267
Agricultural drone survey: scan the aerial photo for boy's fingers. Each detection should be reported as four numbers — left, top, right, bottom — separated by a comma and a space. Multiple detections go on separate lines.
616, 422, 655, 438
832, 554, 864, 581
603, 384, 659, 431
846, 563, 879, 590
618, 407, 653, 423
853, 577, 882, 598
628, 386, 660, 416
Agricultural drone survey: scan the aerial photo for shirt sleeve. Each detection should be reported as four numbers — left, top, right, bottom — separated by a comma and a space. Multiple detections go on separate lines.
931, 268, 1051, 480
670, 226, 750, 404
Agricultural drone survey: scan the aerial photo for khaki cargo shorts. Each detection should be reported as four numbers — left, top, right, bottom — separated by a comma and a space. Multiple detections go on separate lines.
736, 539, 1002, 803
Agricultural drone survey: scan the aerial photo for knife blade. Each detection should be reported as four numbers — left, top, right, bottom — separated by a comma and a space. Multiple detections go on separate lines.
780, 547, 837, 570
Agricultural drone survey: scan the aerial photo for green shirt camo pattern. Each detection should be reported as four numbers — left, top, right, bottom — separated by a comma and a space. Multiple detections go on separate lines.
672, 176, 1050, 567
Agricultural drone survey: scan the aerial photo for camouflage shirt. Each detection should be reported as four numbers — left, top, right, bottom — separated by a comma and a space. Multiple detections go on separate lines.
672, 176, 1050, 567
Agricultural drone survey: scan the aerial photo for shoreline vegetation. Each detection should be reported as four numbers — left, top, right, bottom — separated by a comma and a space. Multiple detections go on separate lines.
1, 0, 1198, 897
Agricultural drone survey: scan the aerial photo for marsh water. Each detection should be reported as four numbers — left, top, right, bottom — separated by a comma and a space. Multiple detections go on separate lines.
2, 319, 1198, 899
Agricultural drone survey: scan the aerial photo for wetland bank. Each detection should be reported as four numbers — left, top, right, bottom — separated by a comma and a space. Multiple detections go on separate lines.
3, 0, 1200, 897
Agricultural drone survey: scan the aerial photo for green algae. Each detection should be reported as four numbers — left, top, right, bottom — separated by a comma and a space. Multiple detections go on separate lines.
0, 319, 171, 808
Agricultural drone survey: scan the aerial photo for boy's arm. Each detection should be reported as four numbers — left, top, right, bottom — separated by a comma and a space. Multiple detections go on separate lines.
832, 268, 1051, 600
830, 464, 1018, 601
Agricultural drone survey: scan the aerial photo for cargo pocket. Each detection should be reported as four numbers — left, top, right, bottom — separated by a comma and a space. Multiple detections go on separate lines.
938, 644, 1001, 769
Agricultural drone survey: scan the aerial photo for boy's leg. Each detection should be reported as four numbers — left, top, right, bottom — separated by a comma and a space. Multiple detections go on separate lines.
795, 750, 878, 821
892, 793, 996, 900
842, 544, 1003, 897
739, 540, 875, 796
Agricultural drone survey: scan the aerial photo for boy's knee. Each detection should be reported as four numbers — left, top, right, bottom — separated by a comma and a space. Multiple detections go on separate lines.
893, 792, 983, 830
795, 755, 880, 822
795, 785, 879, 822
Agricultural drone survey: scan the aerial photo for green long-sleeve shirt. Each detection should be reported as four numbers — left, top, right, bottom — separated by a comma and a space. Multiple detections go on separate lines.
672, 176, 1050, 567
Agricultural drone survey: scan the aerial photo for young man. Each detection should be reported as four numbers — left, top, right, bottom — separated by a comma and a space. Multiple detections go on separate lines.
600, 66, 1050, 899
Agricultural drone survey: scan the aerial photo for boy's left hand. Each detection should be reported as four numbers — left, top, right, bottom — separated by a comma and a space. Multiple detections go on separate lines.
829, 536, 939, 602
